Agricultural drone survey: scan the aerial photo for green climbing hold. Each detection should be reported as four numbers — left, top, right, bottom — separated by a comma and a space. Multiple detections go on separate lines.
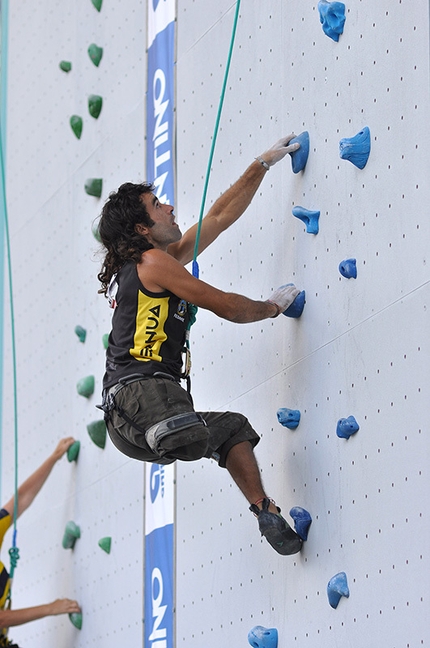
67, 441, 80, 462
74, 325, 87, 343
91, 0, 103, 10
59, 60, 72, 72
85, 178, 103, 198
69, 612, 82, 630
98, 536, 112, 554
102, 333, 109, 349
88, 94, 103, 119
87, 420, 107, 449
62, 521, 81, 549
70, 115, 83, 139
88, 43, 103, 67
92, 220, 102, 242
77, 375, 95, 398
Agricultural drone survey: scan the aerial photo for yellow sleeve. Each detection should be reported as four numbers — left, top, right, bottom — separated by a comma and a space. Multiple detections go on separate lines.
0, 511, 11, 550
0, 510, 12, 611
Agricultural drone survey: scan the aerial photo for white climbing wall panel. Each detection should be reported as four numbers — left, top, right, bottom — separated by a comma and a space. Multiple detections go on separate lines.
0, 1, 428, 648
175, 1, 430, 647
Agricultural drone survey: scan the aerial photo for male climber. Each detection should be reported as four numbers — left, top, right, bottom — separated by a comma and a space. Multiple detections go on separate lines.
98, 134, 305, 555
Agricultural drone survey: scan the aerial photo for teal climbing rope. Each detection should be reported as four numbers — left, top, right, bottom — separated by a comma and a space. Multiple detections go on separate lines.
184, 0, 241, 381
0, 128, 20, 581
191, 0, 241, 279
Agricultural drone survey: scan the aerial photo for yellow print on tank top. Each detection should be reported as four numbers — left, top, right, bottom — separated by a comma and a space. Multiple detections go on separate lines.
131, 294, 169, 362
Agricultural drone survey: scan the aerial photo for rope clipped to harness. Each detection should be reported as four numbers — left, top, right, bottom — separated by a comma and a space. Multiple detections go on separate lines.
182, 0, 241, 384
8, 533, 19, 574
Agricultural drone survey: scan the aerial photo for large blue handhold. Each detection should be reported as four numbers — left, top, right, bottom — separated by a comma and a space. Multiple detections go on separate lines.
289, 506, 312, 540
283, 290, 306, 318
289, 131, 309, 173
318, 1, 346, 42
277, 408, 301, 430
292, 206, 320, 234
339, 258, 357, 279
248, 626, 278, 648
327, 572, 350, 608
339, 126, 371, 169
336, 415, 359, 439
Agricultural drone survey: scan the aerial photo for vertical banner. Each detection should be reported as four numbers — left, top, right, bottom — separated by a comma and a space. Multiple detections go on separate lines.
145, 463, 175, 648
146, 0, 176, 205
145, 4, 175, 646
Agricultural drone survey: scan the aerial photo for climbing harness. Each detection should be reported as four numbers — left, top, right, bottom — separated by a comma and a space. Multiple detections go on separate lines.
183, 0, 242, 385
99, 372, 206, 458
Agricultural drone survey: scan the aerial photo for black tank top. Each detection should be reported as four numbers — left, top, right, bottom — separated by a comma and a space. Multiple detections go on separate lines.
103, 262, 189, 388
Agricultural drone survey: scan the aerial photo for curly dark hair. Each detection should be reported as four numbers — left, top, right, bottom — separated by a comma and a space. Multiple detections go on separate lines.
97, 182, 155, 294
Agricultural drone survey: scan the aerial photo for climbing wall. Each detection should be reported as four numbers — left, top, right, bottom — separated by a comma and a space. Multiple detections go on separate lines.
0, 1, 428, 648
1, 1, 148, 646
175, 1, 430, 647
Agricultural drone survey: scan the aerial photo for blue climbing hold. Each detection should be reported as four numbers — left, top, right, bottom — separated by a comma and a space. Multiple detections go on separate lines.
283, 290, 306, 318
289, 131, 309, 173
248, 626, 278, 648
289, 507, 312, 540
336, 415, 359, 439
292, 206, 320, 234
318, 1, 346, 42
339, 126, 371, 169
277, 408, 301, 430
327, 572, 350, 609
339, 258, 357, 279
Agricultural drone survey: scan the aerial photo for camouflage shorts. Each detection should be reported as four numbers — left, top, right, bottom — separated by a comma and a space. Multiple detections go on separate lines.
105, 376, 259, 467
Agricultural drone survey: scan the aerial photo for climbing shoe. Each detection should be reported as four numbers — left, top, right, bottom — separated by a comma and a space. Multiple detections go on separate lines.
250, 498, 303, 555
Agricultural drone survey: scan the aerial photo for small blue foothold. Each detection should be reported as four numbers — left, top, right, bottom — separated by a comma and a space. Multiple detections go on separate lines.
318, 1, 346, 42
248, 626, 278, 648
292, 206, 320, 234
339, 258, 357, 279
289, 131, 309, 173
327, 572, 350, 609
289, 507, 312, 540
339, 126, 371, 169
336, 415, 359, 439
283, 290, 306, 318
277, 408, 301, 430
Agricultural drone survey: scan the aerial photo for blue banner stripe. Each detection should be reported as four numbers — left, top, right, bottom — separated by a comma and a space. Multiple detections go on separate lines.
146, 21, 175, 205
145, 525, 174, 646
145, 6, 175, 648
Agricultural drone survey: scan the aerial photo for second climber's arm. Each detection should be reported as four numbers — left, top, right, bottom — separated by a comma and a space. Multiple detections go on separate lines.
2, 438, 75, 520
0, 598, 81, 629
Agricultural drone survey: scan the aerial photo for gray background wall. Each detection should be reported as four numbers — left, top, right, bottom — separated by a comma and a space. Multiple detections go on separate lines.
1, 1, 429, 647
